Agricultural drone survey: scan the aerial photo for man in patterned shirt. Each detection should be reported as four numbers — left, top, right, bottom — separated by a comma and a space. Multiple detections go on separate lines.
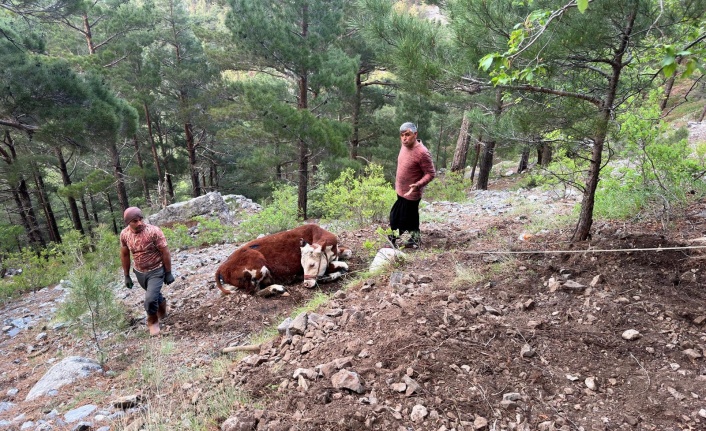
389, 122, 436, 249
120, 207, 174, 336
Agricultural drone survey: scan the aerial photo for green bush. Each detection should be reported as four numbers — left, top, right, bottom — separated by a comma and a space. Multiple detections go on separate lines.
595, 92, 706, 219
237, 185, 299, 240
424, 171, 471, 202
313, 164, 396, 227
192, 216, 236, 246
162, 224, 197, 250
2, 247, 70, 298
0, 225, 118, 305
56, 263, 127, 365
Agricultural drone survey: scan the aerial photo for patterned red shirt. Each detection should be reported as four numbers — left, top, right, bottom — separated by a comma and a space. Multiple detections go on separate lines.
120, 224, 168, 273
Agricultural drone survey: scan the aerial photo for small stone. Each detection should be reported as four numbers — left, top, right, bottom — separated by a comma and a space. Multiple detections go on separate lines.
621, 329, 641, 340
585, 377, 598, 391
683, 348, 702, 359
473, 415, 488, 429
410, 404, 428, 422
520, 344, 535, 358
403, 375, 420, 396
390, 383, 406, 392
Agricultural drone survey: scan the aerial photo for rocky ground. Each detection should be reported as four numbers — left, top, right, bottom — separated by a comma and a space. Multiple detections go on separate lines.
3, 166, 706, 430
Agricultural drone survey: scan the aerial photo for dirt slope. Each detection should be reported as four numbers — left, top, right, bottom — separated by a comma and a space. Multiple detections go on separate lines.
2, 180, 706, 431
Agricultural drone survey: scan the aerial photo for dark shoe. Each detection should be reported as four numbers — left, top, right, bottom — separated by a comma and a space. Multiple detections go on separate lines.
402, 231, 421, 249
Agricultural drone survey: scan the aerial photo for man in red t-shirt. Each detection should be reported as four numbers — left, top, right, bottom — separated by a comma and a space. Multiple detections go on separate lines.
120, 207, 174, 336
389, 122, 436, 248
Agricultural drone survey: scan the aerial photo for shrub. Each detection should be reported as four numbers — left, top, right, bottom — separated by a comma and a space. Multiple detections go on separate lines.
192, 216, 236, 246
314, 164, 396, 227
56, 263, 127, 365
2, 247, 70, 299
237, 185, 299, 240
424, 171, 471, 202
162, 224, 197, 250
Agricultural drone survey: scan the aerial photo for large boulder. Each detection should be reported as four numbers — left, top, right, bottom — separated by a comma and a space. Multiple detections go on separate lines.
222, 195, 263, 218
26, 356, 103, 401
148, 192, 234, 226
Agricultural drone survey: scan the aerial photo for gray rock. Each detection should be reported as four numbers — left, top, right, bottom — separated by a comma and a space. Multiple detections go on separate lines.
64, 404, 97, 423
331, 369, 365, 393
621, 329, 641, 340
410, 404, 428, 422
289, 312, 308, 336
0, 402, 14, 413
26, 357, 103, 401
402, 375, 420, 396
148, 191, 234, 226
277, 317, 292, 335
293, 368, 318, 380
221, 410, 261, 431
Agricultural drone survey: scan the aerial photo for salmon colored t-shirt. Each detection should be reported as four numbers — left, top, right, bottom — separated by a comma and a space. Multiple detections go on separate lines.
120, 224, 168, 273
395, 140, 436, 200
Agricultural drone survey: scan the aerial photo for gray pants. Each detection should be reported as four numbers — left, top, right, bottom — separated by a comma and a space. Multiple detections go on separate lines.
134, 267, 165, 316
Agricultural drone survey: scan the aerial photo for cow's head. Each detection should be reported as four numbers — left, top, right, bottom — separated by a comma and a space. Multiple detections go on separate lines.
300, 240, 332, 288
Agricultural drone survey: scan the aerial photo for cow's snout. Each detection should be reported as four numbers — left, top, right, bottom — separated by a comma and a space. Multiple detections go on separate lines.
303, 278, 317, 288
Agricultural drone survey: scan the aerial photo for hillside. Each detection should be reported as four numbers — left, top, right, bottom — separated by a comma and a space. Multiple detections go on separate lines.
2, 172, 706, 430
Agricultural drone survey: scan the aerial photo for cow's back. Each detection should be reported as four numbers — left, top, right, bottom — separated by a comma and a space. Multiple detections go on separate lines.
240, 227, 310, 282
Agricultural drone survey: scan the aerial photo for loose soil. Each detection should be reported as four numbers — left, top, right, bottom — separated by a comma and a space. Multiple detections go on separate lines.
3, 176, 706, 431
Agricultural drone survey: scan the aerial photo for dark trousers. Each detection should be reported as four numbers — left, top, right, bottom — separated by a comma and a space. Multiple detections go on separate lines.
133, 267, 165, 316
389, 195, 421, 240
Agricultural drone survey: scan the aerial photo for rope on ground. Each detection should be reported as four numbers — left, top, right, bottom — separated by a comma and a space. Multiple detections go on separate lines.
463, 245, 706, 255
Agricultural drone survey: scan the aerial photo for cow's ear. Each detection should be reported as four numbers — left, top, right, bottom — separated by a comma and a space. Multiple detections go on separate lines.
300, 238, 308, 247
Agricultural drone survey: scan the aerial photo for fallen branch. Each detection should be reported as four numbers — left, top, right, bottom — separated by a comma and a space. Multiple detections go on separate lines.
222, 344, 261, 354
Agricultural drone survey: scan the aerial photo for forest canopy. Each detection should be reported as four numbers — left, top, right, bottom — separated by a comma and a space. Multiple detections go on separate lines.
1, 0, 705, 252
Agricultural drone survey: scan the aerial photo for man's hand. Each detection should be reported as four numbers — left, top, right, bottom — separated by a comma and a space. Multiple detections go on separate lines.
124, 274, 134, 289
164, 271, 175, 285
404, 183, 418, 197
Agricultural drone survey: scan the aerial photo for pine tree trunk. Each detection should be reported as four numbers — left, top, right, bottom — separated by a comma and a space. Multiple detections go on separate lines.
144, 103, 164, 202
350, 70, 362, 160
572, 4, 637, 242
14, 179, 46, 248
518, 146, 530, 173
476, 140, 495, 190
699, 103, 706, 122
89, 194, 99, 223
451, 112, 470, 172
435, 124, 444, 168
660, 74, 676, 111
156, 124, 175, 204
106, 192, 118, 235
80, 196, 92, 232
469, 138, 482, 185
32, 165, 61, 243
133, 135, 151, 205
108, 142, 129, 211
55, 147, 84, 234
541, 143, 553, 166
185, 122, 201, 198
296, 4, 310, 220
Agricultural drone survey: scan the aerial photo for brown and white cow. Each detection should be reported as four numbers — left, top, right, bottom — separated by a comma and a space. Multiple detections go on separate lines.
214, 224, 349, 297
